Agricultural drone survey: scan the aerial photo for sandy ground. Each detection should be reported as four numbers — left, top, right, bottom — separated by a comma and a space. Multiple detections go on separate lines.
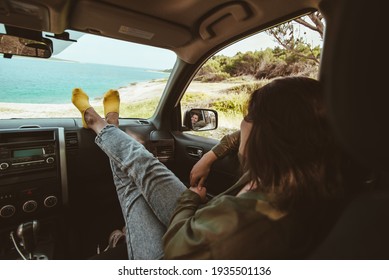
118, 80, 243, 102
0, 80, 244, 119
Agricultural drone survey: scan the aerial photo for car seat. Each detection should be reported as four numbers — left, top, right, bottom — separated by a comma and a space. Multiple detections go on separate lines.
310, 0, 389, 259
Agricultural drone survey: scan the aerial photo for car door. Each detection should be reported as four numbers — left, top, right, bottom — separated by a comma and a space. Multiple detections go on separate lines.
170, 131, 241, 196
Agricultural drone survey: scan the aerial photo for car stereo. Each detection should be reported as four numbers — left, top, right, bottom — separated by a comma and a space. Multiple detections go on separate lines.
0, 143, 56, 175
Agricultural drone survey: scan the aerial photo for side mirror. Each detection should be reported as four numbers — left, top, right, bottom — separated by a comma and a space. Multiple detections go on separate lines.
184, 109, 218, 131
0, 34, 52, 58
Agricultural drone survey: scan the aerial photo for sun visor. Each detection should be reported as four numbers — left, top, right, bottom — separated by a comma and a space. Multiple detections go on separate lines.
0, 0, 70, 34
70, 1, 192, 49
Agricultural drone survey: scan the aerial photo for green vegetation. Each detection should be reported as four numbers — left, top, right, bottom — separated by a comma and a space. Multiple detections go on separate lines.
195, 46, 319, 82
92, 97, 161, 119
121, 97, 161, 118
182, 45, 320, 139
181, 81, 268, 115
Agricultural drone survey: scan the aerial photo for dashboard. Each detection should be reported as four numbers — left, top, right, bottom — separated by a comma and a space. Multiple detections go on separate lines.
0, 118, 178, 259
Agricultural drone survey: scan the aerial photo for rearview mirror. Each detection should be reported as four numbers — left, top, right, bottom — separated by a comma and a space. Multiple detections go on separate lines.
0, 34, 52, 58
184, 109, 218, 131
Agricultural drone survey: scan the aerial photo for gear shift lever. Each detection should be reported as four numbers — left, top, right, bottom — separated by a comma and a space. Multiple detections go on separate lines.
16, 220, 39, 259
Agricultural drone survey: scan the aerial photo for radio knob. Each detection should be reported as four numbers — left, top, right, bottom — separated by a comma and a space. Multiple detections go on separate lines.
0, 162, 9, 170
44, 196, 58, 208
0, 205, 16, 218
46, 157, 54, 164
22, 200, 38, 213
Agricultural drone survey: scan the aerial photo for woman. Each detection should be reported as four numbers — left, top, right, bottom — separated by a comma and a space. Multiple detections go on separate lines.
72, 76, 347, 259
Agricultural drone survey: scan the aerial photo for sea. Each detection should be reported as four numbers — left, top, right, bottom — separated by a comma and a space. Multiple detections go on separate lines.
0, 57, 170, 104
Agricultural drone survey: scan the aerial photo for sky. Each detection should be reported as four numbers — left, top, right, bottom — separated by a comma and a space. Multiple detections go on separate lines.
52, 31, 177, 70
51, 31, 279, 69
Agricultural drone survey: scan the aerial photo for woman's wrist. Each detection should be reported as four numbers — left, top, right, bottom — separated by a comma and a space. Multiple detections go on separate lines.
202, 150, 218, 166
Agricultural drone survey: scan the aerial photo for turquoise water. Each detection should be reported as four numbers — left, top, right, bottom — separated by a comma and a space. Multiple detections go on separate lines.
0, 58, 170, 104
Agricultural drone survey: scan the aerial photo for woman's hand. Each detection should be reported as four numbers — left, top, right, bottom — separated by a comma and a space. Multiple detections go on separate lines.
189, 151, 218, 188
189, 185, 207, 202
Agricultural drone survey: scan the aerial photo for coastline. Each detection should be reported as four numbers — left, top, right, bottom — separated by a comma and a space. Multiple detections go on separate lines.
0, 79, 246, 118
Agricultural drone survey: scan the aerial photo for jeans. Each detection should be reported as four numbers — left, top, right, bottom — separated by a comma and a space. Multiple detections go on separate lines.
95, 125, 187, 259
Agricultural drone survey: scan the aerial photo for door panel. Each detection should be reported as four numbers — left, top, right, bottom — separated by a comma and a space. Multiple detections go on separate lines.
171, 132, 241, 196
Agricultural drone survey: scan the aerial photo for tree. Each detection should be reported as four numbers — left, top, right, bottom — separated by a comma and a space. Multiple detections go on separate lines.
266, 11, 324, 64
294, 12, 324, 38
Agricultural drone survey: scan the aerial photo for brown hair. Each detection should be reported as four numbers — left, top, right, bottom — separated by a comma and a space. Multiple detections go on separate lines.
244, 77, 344, 212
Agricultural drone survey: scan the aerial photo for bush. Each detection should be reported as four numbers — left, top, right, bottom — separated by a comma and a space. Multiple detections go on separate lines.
181, 92, 214, 109
225, 80, 269, 95
211, 93, 250, 115
195, 71, 230, 82
193, 47, 319, 82
121, 97, 160, 118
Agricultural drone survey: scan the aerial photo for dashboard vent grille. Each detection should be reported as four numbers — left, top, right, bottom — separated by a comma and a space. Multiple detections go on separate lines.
65, 132, 79, 155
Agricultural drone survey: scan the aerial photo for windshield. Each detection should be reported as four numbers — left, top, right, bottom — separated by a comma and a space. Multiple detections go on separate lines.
0, 25, 176, 119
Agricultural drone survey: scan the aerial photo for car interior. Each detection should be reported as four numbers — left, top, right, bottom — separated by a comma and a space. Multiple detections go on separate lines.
0, 0, 388, 260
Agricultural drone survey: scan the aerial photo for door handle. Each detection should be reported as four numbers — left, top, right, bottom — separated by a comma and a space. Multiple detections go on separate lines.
186, 146, 204, 159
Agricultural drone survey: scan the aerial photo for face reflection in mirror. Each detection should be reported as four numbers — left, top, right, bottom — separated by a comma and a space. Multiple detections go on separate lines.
191, 113, 199, 125
190, 109, 217, 131
0, 34, 52, 58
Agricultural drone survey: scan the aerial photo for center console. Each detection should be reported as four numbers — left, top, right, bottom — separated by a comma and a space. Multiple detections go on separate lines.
0, 127, 68, 259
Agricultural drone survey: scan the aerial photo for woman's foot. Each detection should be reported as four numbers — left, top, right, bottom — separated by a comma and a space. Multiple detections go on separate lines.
71, 88, 92, 128
72, 88, 108, 134
103, 89, 120, 126
84, 107, 108, 134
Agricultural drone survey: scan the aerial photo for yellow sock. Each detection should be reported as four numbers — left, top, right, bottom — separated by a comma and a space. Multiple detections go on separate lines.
71, 88, 91, 128
103, 89, 120, 117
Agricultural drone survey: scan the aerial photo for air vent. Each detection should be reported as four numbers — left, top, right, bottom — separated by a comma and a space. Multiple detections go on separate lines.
65, 132, 79, 155
155, 145, 174, 162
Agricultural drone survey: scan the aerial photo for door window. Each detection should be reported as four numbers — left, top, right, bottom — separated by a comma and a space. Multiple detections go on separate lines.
181, 12, 324, 140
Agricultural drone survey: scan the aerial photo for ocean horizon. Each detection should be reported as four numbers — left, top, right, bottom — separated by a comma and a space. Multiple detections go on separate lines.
0, 57, 170, 104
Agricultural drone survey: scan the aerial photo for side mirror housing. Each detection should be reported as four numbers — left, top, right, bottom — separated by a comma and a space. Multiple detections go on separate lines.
184, 108, 218, 131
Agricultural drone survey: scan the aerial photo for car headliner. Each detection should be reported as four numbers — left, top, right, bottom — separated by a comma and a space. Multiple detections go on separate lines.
0, 0, 320, 63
